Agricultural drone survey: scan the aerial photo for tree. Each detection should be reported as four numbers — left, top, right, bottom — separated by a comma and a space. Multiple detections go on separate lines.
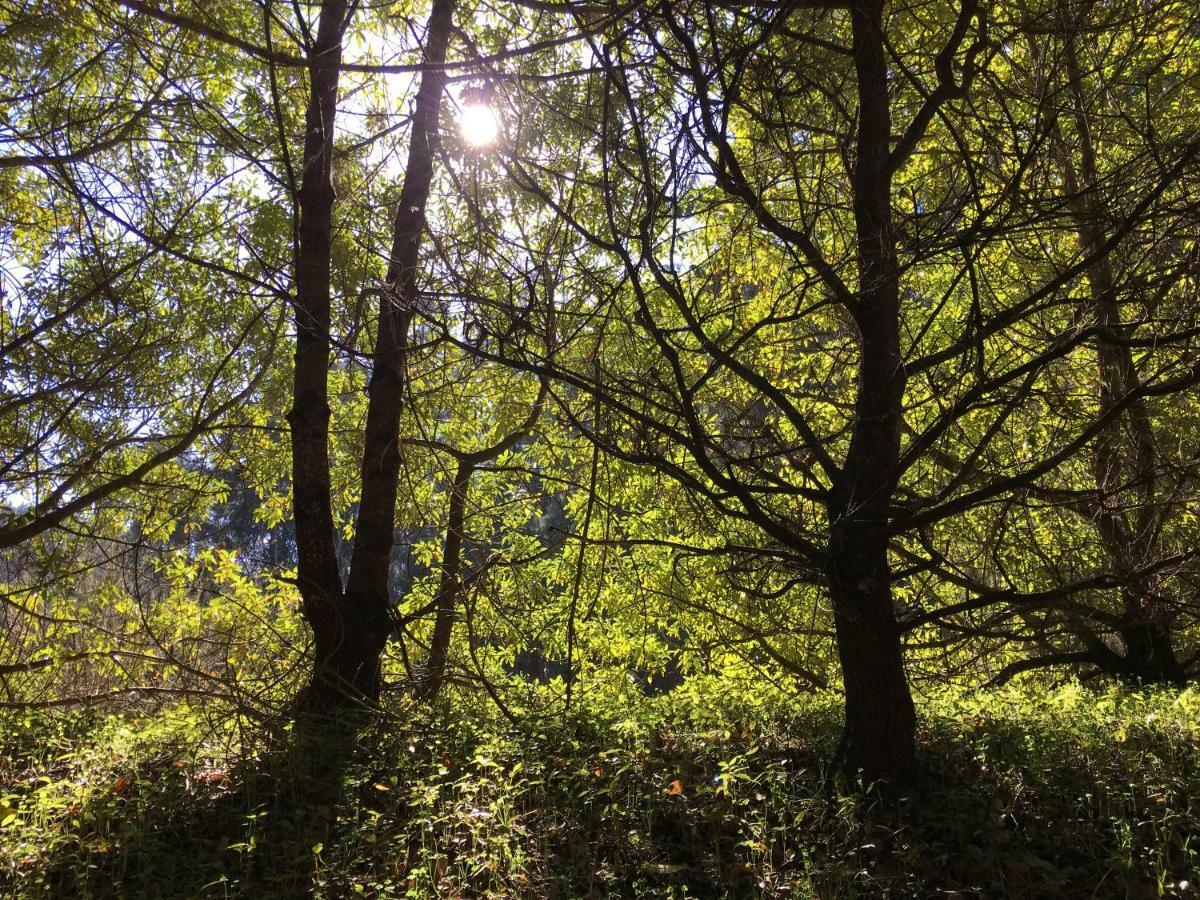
437, 0, 1200, 784
283, 0, 455, 709
4, 0, 1199, 791
968, 0, 1200, 685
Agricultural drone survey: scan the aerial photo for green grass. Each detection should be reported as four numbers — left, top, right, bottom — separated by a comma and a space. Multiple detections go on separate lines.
1, 682, 1197, 897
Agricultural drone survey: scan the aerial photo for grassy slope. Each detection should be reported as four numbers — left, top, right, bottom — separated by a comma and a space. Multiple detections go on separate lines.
1, 682, 1197, 898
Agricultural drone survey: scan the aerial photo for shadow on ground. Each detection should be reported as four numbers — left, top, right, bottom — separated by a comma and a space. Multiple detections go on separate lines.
30, 714, 359, 899
6, 697, 1196, 898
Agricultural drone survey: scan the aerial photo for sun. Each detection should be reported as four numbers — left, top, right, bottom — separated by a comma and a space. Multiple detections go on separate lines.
460, 103, 499, 147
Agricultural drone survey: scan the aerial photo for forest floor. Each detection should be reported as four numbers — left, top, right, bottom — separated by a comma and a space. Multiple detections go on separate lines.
1, 681, 1197, 898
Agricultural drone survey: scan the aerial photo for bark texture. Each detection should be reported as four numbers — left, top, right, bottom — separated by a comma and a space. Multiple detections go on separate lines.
289, 0, 352, 708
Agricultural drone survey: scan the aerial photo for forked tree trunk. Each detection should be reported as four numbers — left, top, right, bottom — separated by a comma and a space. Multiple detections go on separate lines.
303, 609, 393, 711
289, 0, 456, 713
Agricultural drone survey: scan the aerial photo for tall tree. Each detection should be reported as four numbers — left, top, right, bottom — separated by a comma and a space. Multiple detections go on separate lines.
440, 0, 1200, 784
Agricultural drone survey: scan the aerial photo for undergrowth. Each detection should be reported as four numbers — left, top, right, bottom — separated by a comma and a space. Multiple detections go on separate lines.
1, 681, 1197, 897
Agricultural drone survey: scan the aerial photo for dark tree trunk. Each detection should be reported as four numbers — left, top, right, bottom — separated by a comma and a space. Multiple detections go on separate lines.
828, 529, 918, 786
1053, 28, 1182, 684
825, 0, 919, 786
289, 0, 353, 708
302, 612, 393, 712
416, 461, 472, 700
1117, 610, 1186, 685
414, 389, 544, 700
338, 0, 455, 695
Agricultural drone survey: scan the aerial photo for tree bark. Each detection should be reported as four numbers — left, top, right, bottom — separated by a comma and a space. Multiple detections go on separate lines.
289, 0, 352, 708
336, 0, 455, 701
413, 384, 545, 700
290, 0, 456, 712
828, 529, 918, 786
826, 0, 919, 786
416, 460, 473, 700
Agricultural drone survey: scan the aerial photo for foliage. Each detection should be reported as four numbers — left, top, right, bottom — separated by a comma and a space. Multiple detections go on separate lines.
2, 683, 1197, 898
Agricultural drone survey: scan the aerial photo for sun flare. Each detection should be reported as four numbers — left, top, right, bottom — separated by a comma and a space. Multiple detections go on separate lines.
460, 103, 499, 147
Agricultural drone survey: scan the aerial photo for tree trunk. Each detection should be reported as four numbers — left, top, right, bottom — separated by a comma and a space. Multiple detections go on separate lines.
339, 0, 455, 689
1053, 27, 1181, 683
825, 0, 919, 786
288, 0, 456, 712
289, 0, 352, 709
828, 529, 918, 786
413, 389, 543, 700
1115, 590, 1185, 685
416, 461, 473, 700
303, 610, 393, 711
